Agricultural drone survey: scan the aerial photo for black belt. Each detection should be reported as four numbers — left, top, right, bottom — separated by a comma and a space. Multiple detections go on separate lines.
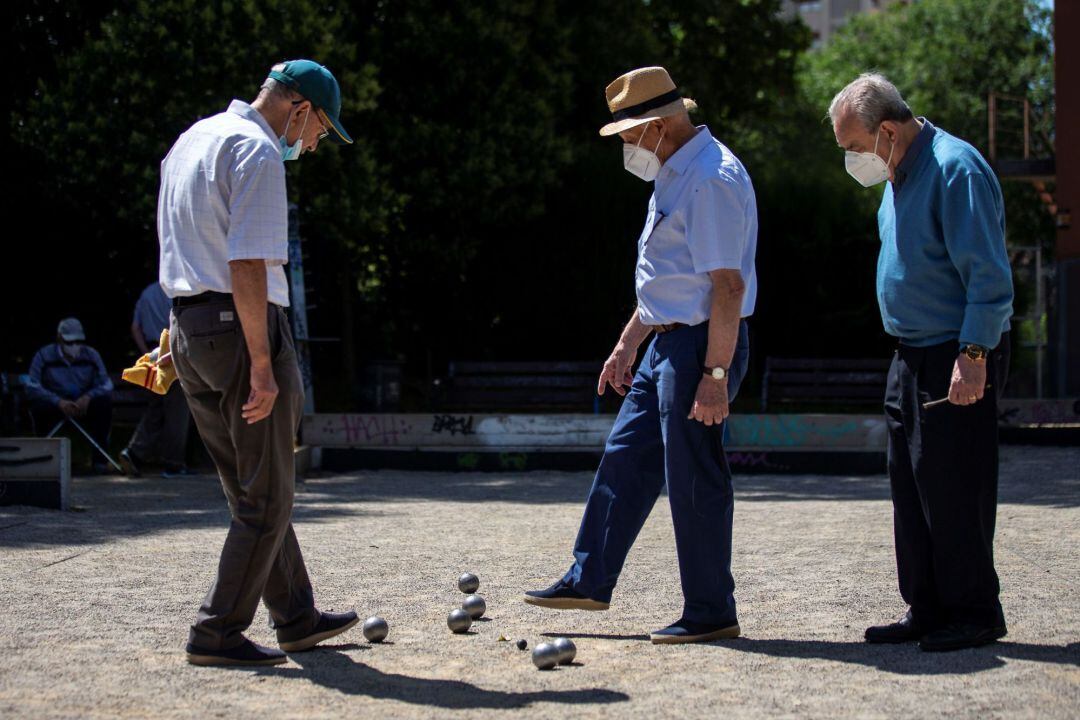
653, 322, 686, 334
172, 291, 233, 308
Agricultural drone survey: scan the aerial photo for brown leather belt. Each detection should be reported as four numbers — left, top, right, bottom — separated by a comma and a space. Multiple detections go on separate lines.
653, 322, 686, 334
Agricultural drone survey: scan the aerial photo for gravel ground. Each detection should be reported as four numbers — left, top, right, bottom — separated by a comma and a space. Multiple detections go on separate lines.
0, 445, 1077, 719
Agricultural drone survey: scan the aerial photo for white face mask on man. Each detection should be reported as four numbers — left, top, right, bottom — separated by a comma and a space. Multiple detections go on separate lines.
844, 125, 895, 187
623, 124, 666, 182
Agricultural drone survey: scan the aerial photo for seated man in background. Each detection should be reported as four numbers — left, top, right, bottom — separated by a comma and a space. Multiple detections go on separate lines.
26, 317, 114, 472
120, 280, 193, 478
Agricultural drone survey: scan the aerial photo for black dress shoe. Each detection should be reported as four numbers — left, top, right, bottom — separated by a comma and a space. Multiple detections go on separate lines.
186, 638, 287, 666
918, 622, 1007, 652
523, 580, 609, 610
865, 612, 932, 644
278, 610, 359, 652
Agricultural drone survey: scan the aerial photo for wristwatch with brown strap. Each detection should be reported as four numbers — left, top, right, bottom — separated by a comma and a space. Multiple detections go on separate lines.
704, 365, 728, 381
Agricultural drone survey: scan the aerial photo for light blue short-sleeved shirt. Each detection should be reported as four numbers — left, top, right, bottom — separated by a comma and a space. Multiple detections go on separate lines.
635, 125, 758, 325
158, 100, 291, 306
133, 282, 173, 344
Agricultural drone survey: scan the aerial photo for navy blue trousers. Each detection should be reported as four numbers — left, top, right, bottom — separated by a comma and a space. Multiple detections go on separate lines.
564, 320, 749, 625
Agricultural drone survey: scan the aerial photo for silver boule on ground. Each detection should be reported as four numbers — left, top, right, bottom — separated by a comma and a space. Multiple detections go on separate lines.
531, 642, 561, 670
552, 636, 577, 665
362, 616, 389, 643
447, 608, 472, 634
457, 572, 479, 594
462, 594, 486, 619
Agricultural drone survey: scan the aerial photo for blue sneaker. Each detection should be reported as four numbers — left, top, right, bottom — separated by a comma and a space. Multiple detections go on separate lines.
650, 618, 740, 644
523, 579, 609, 611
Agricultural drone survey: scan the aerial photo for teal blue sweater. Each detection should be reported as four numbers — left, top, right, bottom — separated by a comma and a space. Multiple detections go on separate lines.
876, 120, 1013, 349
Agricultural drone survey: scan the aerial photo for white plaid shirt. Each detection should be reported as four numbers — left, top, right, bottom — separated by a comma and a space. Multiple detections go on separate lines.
158, 100, 291, 306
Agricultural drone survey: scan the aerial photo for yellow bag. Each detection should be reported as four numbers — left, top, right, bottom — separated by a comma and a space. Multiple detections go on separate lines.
121, 329, 177, 395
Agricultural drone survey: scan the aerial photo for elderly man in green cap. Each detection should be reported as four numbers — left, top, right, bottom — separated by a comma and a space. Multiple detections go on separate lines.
158, 59, 355, 666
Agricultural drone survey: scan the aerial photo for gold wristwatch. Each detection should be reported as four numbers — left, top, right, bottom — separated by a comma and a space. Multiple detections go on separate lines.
960, 344, 989, 362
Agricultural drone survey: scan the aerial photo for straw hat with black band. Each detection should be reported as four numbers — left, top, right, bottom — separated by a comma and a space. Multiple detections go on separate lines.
599, 66, 698, 137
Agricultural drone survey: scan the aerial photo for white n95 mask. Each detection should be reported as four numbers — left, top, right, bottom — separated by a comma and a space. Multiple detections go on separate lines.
624, 125, 666, 182
845, 125, 895, 187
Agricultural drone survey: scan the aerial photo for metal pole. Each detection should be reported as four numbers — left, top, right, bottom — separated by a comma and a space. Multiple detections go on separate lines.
1023, 98, 1031, 160
1036, 245, 1044, 398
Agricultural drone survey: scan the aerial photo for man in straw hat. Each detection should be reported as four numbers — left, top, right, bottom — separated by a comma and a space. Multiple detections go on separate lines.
524, 66, 758, 643
159, 59, 358, 666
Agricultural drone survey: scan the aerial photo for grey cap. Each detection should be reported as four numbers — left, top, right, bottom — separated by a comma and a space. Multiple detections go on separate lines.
57, 318, 85, 342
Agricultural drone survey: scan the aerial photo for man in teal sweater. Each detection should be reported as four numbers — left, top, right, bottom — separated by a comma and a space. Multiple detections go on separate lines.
830, 73, 1014, 652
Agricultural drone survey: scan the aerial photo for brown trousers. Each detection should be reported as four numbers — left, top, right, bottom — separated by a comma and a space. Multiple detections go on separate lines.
170, 297, 317, 650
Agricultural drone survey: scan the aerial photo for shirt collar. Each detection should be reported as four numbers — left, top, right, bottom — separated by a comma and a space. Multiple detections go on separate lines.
227, 99, 280, 145
662, 125, 715, 177
893, 117, 935, 190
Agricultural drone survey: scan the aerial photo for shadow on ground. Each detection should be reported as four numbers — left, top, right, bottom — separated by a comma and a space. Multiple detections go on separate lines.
0, 446, 1075, 548
718, 637, 1080, 675
243, 648, 630, 709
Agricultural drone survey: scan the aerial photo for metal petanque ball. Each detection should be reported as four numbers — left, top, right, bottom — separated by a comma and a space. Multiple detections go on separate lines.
362, 616, 389, 643
458, 572, 480, 594
532, 642, 560, 670
462, 594, 487, 619
447, 608, 473, 634
552, 637, 576, 665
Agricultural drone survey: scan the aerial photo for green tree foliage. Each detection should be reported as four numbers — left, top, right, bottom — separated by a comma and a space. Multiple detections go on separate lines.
7, 0, 1053, 409
800, 0, 1053, 154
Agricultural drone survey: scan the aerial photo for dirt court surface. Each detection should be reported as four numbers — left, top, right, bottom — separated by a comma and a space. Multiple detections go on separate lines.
1, 445, 1077, 719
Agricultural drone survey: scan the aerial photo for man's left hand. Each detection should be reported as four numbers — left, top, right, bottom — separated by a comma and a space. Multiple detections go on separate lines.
948, 353, 987, 406
74, 395, 91, 417
688, 375, 729, 426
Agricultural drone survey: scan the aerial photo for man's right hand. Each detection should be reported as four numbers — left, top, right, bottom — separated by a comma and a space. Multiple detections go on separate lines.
242, 362, 278, 424
598, 343, 637, 396
58, 399, 79, 417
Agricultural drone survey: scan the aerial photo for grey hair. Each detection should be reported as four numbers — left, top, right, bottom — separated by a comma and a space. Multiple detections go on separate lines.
828, 72, 913, 130
258, 77, 302, 102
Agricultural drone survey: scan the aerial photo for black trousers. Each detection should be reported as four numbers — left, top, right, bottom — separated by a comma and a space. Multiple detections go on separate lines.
126, 382, 191, 469
31, 396, 113, 451
885, 334, 1010, 628
171, 298, 317, 650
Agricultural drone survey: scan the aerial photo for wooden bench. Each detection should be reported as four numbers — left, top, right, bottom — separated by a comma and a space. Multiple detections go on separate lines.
761, 357, 890, 411
443, 361, 614, 414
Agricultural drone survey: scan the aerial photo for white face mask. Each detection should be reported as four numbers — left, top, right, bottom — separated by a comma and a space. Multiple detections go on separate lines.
623, 124, 665, 182
278, 107, 310, 162
844, 126, 895, 187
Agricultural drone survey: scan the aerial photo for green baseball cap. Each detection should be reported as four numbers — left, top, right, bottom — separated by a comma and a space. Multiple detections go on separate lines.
267, 59, 352, 145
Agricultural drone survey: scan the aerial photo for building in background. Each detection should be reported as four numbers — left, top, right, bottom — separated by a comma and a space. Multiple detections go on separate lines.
781, 0, 911, 48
